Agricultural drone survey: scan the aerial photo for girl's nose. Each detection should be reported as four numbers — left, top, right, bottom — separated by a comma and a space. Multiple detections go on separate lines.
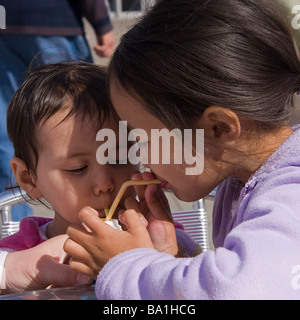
93, 172, 114, 195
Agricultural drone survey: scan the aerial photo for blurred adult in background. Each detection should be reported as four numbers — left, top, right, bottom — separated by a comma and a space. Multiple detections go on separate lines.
276, 0, 300, 51
0, 0, 115, 221
275, 0, 300, 125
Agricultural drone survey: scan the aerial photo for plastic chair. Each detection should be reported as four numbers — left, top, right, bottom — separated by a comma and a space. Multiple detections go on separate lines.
0, 189, 29, 238
171, 199, 210, 251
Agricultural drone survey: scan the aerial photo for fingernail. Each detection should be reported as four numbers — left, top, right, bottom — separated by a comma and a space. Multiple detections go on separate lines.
140, 215, 148, 226
118, 210, 125, 224
86, 207, 99, 215
82, 222, 92, 233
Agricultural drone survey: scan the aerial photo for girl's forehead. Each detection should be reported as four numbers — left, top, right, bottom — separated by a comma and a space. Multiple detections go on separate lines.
110, 81, 163, 130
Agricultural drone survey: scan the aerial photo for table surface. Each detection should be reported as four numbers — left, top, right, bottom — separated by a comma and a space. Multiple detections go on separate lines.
0, 285, 96, 300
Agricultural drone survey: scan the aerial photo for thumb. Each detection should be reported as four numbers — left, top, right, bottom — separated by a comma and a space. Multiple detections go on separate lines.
144, 185, 178, 255
37, 255, 91, 288
35, 235, 91, 288
145, 185, 173, 223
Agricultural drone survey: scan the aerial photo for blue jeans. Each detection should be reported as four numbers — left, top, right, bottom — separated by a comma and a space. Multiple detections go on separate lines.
0, 34, 93, 221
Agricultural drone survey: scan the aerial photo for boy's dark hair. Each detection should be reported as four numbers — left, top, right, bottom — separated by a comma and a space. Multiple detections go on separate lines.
109, 0, 300, 132
7, 61, 109, 172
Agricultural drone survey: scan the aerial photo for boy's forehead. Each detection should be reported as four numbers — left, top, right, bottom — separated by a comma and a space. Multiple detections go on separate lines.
36, 112, 97, 148
37, 109, 105, 133
35, 110, 119, 156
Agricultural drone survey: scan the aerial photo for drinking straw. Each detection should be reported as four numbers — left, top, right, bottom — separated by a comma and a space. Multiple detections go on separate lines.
105, 179, 161, 221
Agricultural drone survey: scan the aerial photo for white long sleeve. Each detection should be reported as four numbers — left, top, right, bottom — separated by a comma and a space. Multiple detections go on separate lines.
0, 251, 8, 291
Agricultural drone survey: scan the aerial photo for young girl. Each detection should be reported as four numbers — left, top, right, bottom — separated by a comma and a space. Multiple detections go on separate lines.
65, 0, 300, 299
0, 61, 138, 292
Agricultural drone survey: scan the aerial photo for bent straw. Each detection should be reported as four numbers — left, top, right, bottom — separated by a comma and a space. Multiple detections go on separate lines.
105, 179, 161, 221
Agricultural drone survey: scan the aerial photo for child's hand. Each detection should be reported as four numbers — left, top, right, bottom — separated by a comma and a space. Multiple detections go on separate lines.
125, 171, 178, 256
65, 171, 179, 279
64, 207, 155, 279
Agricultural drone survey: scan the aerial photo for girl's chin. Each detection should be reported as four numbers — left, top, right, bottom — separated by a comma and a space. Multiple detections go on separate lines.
172, 189, 199, 203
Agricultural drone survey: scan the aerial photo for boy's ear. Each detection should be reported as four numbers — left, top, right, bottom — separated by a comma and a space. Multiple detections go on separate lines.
10, 157, 42, 199
199, 106, 241, 145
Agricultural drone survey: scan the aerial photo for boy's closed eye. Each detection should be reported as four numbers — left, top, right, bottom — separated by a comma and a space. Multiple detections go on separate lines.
65, 165, 88, 174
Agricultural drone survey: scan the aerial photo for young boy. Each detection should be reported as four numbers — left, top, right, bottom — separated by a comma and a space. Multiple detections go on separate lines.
0, 61, 137, 250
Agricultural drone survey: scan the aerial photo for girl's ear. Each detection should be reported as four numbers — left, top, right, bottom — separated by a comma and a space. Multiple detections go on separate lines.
10, 157, 42, 199
199, 106, 241, 146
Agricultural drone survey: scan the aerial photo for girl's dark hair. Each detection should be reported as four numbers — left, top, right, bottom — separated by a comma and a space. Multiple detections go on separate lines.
109, 0, 300, 131
7, 61, 109, 172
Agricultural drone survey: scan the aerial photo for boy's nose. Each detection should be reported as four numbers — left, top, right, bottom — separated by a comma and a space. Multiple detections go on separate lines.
93, 174, 114, 195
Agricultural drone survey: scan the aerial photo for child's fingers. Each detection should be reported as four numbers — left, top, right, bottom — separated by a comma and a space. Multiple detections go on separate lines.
64, 236, 91, 261
64, 236, 103, 278
68, 257, 96, 279
66, 224, 92, 252
141, 171, 157, 180
145, 184, 173, 222
131, 171, 158, 201
118, 209, 149, 234
144, 185, 177, 255
77, 206, 107, 234
131, 172, 146, 201
124, 196, 141, 212
156, 185, 171, 213
118, 210, 154, 249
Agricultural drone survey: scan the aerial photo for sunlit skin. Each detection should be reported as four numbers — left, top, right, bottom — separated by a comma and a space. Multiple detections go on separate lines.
108, 80, 294, 200
64, 79, 294, 278
11, 109, 137, 238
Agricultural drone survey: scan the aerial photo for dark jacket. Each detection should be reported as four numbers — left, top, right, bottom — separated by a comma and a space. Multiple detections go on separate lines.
1, 0, 112, 36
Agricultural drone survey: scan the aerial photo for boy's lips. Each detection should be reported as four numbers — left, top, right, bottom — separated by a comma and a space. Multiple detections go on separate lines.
97, 209, 106, 218
97, 206, 123, 219
95, 180, 169, 218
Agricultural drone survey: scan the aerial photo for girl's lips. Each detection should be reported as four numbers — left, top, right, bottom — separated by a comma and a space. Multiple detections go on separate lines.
160, 181, 169, 189
151, 175, 168, 189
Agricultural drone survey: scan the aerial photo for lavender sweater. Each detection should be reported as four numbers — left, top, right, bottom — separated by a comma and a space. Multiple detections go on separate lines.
95, 126, 300, 300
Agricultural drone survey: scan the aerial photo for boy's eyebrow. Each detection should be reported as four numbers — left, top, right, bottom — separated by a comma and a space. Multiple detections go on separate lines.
59, 151, 89, 160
